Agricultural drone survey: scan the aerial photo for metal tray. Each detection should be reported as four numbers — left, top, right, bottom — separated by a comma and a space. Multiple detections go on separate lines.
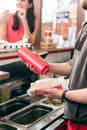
9, 104, 53, 125
0, 98, 31, 117
0, 124, 17, 130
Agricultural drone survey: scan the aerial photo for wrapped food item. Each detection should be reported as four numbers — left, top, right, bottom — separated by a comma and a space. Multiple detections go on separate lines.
27, 76, 67, 96
18, 47, 49, 74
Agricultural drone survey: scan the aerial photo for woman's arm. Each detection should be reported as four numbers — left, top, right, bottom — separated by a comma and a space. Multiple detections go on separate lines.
38, 88, 87, 104
48, 62, 71, 76
0, 23, 7, 40
65, 88, 87, 104
0, 10, 10, 40
29, 17, 39, 45
22, 17, 39, 45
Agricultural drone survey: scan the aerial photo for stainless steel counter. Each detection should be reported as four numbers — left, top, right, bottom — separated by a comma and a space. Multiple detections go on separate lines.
0, 94, 66, 130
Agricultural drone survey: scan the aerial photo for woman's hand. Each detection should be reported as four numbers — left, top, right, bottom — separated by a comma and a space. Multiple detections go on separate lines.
17, 8, 26, 21
34, 88, 63, 99
0, 9, 10, 24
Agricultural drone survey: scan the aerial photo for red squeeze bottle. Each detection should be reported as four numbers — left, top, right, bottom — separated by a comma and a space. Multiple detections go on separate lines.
18, 47, 49, 74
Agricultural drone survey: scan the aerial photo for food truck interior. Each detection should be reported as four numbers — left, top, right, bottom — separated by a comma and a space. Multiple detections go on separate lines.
0, 0, 86, 129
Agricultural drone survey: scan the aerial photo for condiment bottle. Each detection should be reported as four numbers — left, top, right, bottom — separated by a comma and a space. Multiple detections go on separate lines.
18, 47, 49, 74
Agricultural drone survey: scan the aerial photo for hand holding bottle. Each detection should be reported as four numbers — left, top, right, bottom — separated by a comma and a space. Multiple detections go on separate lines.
18, 47, 49, 74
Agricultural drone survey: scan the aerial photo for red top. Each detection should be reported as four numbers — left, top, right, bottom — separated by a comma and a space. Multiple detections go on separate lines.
6, 14, 24, 43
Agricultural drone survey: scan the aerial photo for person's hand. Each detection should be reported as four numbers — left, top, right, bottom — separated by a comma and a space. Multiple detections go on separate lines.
25, 62, 38, 74
0, 9, 10, 24
17, 8, 26, 21
34, 87, 63, 99
25, 52, 40, 74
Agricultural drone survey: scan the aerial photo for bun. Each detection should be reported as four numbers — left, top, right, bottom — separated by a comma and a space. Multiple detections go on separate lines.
27, 76, 67, 96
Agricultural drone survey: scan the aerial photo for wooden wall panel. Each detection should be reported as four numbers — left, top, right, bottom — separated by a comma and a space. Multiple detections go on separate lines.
33, 0, 42, 49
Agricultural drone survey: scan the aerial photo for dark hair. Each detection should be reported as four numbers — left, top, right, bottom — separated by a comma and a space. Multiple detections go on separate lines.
80, 0, 87, 10
12, 0, 35, 33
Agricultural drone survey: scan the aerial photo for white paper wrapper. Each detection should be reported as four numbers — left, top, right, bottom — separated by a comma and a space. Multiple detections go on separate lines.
27, 76, 67, 96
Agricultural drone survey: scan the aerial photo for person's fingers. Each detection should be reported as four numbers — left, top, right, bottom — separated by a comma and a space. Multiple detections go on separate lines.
25, 62, 37, 73
25, 62, 29, 67
37, 88, 50, 94
34, 88, 48, 94
25, 62, 32, 69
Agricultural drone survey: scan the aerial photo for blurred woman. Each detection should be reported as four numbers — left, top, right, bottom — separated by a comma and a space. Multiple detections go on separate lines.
0, 0, 38, 45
